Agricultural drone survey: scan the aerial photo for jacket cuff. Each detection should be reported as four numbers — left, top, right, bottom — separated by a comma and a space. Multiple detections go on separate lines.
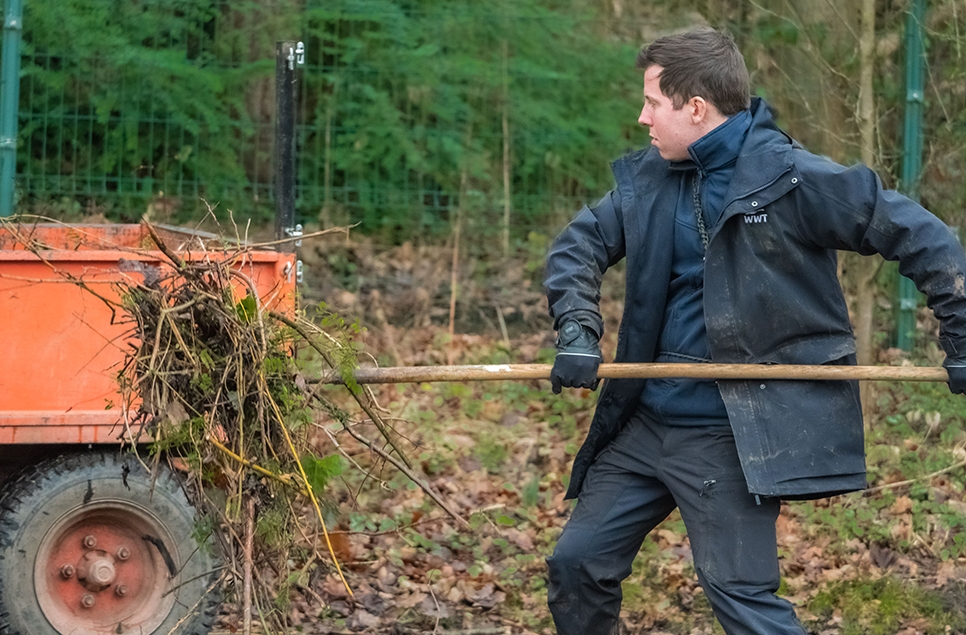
554, 309, 603, 340
941, 337, 966, 360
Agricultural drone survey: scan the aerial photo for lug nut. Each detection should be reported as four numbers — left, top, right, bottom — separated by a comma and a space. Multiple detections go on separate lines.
60, 564, 75, 579
116, 547, 130, 561
115, 584, 128, 597
83, 535, 97, 549
81, 594, 95, 608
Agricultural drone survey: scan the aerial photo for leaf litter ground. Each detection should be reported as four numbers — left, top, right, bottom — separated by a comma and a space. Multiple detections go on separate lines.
16, 218, 962, 635
221, 233, 966, 635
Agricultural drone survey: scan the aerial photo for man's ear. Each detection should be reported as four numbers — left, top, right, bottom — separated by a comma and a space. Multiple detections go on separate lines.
690, 96, 727, 130
689, 96, 709, 124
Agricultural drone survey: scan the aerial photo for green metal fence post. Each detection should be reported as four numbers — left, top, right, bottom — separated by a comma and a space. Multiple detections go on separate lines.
897, 0, 926, 351
0, 0, 24, 217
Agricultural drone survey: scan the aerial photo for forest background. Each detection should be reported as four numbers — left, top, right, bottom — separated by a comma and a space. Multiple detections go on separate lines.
4, 0, 966, 633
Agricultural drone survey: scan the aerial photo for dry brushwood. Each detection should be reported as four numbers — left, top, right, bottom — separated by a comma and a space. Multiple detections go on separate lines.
2, 217, 465, 635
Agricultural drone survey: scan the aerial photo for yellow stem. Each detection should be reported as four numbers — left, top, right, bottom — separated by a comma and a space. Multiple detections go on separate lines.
263, 380, 353, 597
208, 435, 303, 493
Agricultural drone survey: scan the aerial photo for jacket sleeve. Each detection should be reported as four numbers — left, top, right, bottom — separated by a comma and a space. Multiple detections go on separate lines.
795, 162, 966, 358
544, 190, 627, 337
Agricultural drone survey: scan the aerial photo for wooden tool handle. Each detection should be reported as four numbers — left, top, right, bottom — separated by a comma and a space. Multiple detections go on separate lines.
323, 363, 949, 385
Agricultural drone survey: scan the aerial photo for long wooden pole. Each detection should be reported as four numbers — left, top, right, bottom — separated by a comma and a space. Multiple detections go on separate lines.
323, 363, 948, 385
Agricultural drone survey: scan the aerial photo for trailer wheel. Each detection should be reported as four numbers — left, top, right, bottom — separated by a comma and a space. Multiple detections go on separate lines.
0, 452, 221, 635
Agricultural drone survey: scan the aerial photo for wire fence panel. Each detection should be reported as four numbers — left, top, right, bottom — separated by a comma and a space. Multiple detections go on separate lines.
15, 1, 265, 222
7, 1, 640, 243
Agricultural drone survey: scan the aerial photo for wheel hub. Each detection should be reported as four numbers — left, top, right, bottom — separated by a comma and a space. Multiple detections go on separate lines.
76, 551, 117, 591
34, 501, 179, 635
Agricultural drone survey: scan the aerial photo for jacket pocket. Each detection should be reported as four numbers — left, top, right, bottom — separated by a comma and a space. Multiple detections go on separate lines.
721, 378, 865, 488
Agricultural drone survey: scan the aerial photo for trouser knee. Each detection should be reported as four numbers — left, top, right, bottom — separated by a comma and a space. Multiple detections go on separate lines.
546, 529, 625, 596
695, 567, 779, 599
546, 541, 625, 635
546, 541, 597, 608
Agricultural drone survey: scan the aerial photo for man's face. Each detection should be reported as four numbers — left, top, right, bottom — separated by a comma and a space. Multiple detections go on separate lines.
638, 65, 701, 161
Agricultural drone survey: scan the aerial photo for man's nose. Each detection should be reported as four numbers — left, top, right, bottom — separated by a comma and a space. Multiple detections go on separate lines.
638, 108, 650, 127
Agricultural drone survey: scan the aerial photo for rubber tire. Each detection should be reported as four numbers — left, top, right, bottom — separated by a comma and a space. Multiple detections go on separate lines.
0, 451, 221, 635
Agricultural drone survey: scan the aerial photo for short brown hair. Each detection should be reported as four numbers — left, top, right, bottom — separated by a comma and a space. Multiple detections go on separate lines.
636, 28, 750, 116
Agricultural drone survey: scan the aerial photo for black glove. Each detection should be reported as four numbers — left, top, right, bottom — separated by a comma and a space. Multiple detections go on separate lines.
551, 319, 602, 394
944, 358, 966, 395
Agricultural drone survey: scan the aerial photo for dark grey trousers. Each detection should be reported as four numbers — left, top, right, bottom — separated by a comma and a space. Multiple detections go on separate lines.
547, 409, 806, 635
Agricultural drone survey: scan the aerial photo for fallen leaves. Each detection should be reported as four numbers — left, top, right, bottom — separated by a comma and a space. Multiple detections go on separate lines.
207, 236, 966, 634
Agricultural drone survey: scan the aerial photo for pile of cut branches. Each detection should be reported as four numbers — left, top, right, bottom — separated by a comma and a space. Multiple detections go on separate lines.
123, 223, 472, 633
3, 217, 464, 634
119, 223, 360, 632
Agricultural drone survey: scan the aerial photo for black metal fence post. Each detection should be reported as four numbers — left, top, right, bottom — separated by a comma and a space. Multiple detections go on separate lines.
275, 40, 302, 251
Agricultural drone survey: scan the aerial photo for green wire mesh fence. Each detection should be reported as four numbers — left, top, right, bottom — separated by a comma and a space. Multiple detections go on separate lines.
3, 0, 640, 244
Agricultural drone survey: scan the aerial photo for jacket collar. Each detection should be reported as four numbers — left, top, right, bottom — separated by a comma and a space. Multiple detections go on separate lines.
727, 97, 795, 198
686, 108, 752, 175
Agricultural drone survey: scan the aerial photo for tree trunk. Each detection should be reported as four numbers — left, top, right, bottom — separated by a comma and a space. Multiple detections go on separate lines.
501, 38, 511, 258
448, 122, 473, 365
321, 81, 337, 229
851, 0, 883, 427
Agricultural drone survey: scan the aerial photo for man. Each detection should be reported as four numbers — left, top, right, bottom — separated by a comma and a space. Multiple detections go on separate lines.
543, 27, 966, 635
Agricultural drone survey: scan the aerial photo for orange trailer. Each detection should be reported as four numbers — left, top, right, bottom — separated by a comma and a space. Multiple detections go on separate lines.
0, 223, 297, 635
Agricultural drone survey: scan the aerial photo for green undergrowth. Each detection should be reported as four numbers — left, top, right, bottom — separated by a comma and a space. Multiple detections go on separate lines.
805, 577, 966, 635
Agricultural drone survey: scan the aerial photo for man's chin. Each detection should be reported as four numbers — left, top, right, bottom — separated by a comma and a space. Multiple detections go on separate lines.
657, 148, 686, 161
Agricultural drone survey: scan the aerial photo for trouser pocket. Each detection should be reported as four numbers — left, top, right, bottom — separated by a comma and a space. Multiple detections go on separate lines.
692, 476, 781, 589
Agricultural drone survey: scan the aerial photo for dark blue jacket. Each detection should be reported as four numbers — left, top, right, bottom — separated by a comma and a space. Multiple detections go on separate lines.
639, 109, 751, 424
545, 98, 966, 500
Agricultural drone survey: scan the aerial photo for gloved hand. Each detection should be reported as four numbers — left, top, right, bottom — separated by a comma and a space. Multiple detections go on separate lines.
944, 358, 966, 395
551, 319, 602, 394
